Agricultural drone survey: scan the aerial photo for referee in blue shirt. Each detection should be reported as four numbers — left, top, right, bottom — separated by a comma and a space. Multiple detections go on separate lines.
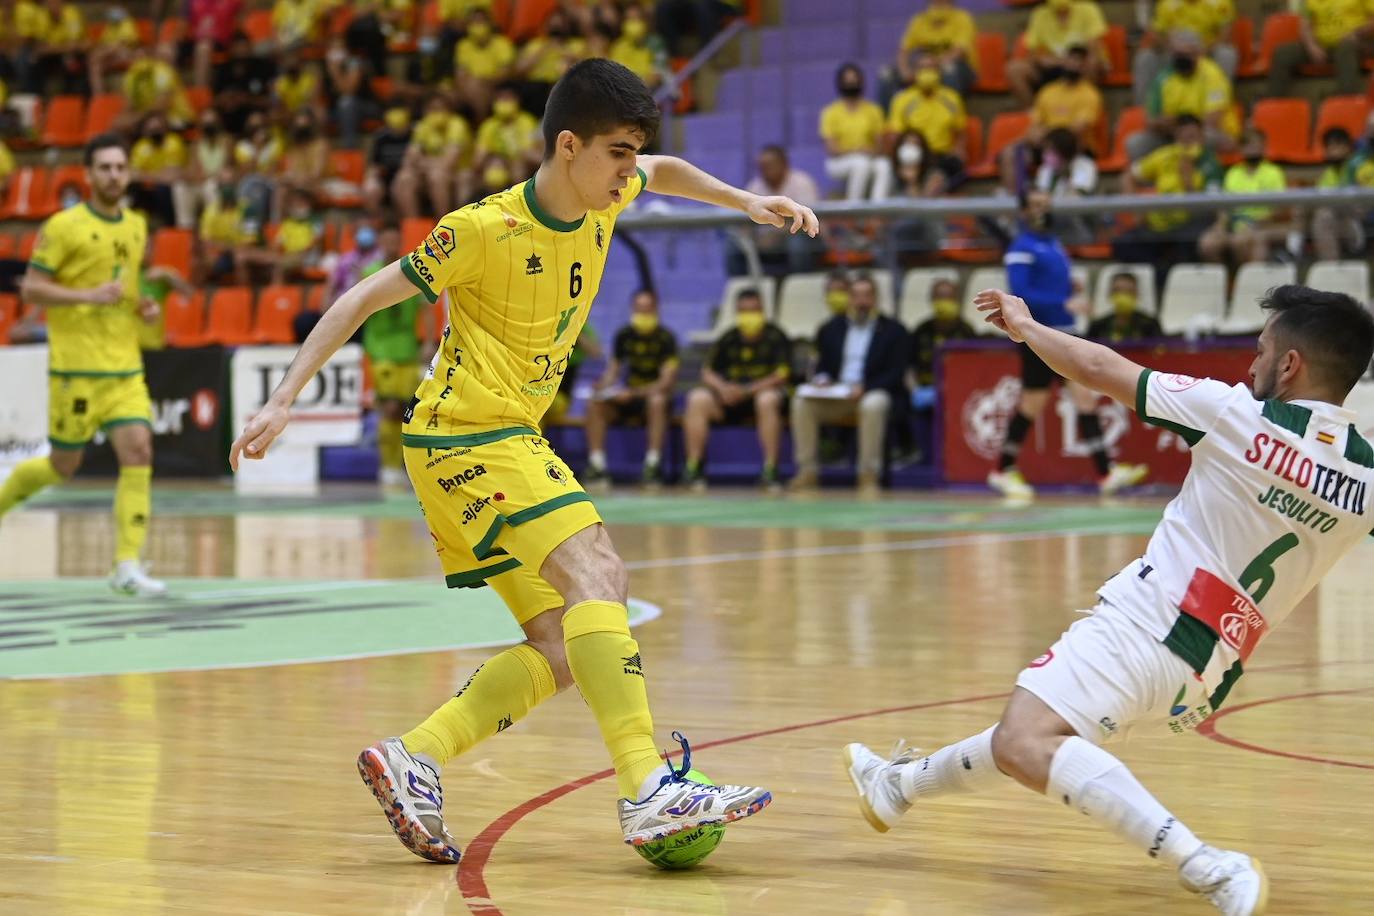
987, 191, 1146, 498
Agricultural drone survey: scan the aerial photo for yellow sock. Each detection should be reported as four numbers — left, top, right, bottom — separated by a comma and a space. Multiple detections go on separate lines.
402, 643, 556, 765
379, 416, 403, 471
563, 600, 661, 799
114, 466, 152, 563
0, 456, 64, 516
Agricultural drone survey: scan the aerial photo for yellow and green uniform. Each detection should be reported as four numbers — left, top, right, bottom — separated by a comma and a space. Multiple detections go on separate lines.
99, 16, 140, 47
901, 5, 977, 71
123, 59, 193, 122
16, 0, 83, 43
1303, 0, 1374, 47
475, 110, 540, 160
1223, 160, 1285, 224
455, 34, 515, 80
199, 200, 251, 245
273, 70, 319, 114
819, 99, 885, 154
412, 111, 472, 157
130, 135, 188, 173
397, 166, 647, 606
1133, 143, 1221, 231
887, 85, 966, 155
523, 36, 587, 83
1150, 0, 1235, 46
1146, 57, 1240, 139
1025, 0, 1107, 56
29, 203, 150, 447
276, 217, 319, 255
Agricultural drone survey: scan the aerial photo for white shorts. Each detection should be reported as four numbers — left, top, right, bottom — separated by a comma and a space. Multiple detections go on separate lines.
1014, 599, 1214, 745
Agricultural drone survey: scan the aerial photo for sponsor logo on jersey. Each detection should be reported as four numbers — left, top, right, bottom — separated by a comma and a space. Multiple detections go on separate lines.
1027, 649, 1054, 668
544, 461, 567, 485
424, 447, 473, 469
1246, 432, 1368, 518
408, 251, 436, 285
1316, 431, 1336, 445
1170, 684, 1189, 716
460, 495, 493, 525
595, 221, 605, 251
525, 253, 543, 275
1159, 373, 1203, 392
436, 465, 488, 493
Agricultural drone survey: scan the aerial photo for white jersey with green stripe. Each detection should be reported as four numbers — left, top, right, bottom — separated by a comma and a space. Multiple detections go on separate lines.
1098, 369, 1374, 708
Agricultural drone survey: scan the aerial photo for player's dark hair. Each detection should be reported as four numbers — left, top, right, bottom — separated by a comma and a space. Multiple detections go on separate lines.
759, 144, 787, 162
1323, 126, 1353, 148
850, 271, 877, 293
1261, 285, 1374, 395
84, 132, 127, 166
633, 287, 657, 304
1173, 113, 1202, 132
735, 287, 762, 305
542, 58, 660, 156
826, 268, 851, 285
1109, 271, 1139, 291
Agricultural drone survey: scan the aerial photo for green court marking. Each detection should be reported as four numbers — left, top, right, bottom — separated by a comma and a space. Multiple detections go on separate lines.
27, 486, 1164, 535
0, 579, 659, 680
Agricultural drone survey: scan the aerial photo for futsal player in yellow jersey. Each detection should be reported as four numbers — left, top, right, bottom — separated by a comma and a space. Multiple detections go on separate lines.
0, 134, 165, 597
231, 59, 818, 863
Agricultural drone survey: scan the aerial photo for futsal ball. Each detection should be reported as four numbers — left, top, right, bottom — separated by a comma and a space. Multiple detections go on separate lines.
633, 769, 727, 870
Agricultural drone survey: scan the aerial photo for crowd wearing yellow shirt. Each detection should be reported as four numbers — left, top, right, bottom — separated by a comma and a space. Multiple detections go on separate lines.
1008, 0, 1108, 105
1270, 0, 1374, 94
1132, 0, 1237, 104
895, 0, 978, 95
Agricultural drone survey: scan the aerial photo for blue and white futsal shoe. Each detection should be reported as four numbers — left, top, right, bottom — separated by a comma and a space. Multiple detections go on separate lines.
617, 732, 772, 846
357, 737, 461, 863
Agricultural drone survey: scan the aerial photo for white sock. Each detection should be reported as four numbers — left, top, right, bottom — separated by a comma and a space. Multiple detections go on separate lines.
898, 726, 1006, 801
1047, 736, 1203, 868
644, 449, 660, 466
589, 450, 606, 471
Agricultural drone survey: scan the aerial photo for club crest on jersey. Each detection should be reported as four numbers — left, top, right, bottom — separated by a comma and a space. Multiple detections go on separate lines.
544, 461, 567, 485
1160, 373, 1203, 392
525, 253, 543, 275
595, 221, 604, 251
424, 226, 456, 262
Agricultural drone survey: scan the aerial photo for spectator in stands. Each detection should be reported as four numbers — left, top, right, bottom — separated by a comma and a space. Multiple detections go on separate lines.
233, 110, 283, 222
1198, 128, 1289, 265
196, 183, 251, 283
682, 288, 791, 490
1128, 30, 1237, 160
124, 42, 195, 128
475, 152, 513, 197
1029, 45, 1101, 153
394, 97, 473, 218
16, 0, 86, 94
475, 86, 542, 182
822, 269, 851, 317
215, 32, 276, 136
724, 145, 822, 277
276, 109, 330, 220
325, 221, 382, 305
1270, 0, 1374, 96
188, 0, 244, 88
0, 138, 14, 203
887, 0, 977, 100
1002, 127, 1099, 245
239, 188, 321, 285
886, 53, 967, 196
1113, 114, 1220, 286
584, 289, 680, 485
1086, 271, 1162, 341
345, 0, 410, 76
189, 110, 234, 210
790, 272, 908, 493
1007, 0, 1108, 107
609, 5, 667, 92
1311, 126, 1374, 260
887, 130, 945, 257
908, 278, 977, 411
821, 63, 892, 202
454, 7, 515, 121
273, 0, 323, 50
514, 7, 587, 115
88, 6, 140, 95
1132, 0, 1236, 105
654, 0, 737, 57
326, 36, 381, 149
273, 50, 321, 119
363, 105, 414, 215
129, 114, 191, 229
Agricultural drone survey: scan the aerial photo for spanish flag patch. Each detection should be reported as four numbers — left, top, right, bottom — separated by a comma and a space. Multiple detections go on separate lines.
1316, 431, 1336, 445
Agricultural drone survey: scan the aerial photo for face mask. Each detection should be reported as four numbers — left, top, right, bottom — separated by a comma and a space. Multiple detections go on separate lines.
897, 142, 923, 166
629, 313, 658, 334
355, 227, 377, 249
839, 82, 862, 98
915, 69, 940, 91
825, 290, 850, 314
418, 34, 439, 54
1173, 55, 1197, 77
1110, 292, 1137, 316
623, 19, 646, 40
1327, 154, 1346, 167
285, 64, 301, 77
1244, 152, 1263, 165
201, 122, 219, 137
150, 129, 167, 143
736, 312, 766, 336
469, 22, 492, 40
385, 108, 410, 131
293, 125, 313, 142
493, 99, 518, 118
483, 165, 510, 187
1063, 69, 1082, 82
932, 297, 959, 321
61, 188, 81, 209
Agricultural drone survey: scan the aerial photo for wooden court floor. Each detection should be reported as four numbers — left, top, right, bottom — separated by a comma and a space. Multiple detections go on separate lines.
0, 482, 1371, 915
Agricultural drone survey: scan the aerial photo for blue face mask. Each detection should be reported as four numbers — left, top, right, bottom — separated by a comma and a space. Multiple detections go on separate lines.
355, 228, 377, 249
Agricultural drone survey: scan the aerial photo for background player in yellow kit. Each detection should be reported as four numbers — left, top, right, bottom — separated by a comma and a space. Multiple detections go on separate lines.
0, 134, 165, 597
231, 59, 818, 863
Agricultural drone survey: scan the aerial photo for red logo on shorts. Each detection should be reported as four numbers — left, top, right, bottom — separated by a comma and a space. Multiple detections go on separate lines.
1028, 650, 1054, 668
1160, 374, 1203, 392
493, 492, 505, 501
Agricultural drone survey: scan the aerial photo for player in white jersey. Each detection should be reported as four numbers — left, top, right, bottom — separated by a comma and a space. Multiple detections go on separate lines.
844, 284, 1374, 915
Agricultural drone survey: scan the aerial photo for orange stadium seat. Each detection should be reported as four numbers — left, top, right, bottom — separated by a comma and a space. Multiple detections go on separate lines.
85, 94, 126, 142
1251, 97, 1312, 164
964, 117, 984, 168
253, 285, 304, 344
336, 223, 357, 253
2, 167, 51, 220
1242, 13, 1300, 78
972, 33, 1009, 93
507, 0, 555, 39
1231, 16, 1255, 75
322, 150, 364, 207
203, 287, 255, 345
243, 10, 273, 45
1309, 95, 1371, 160
135, 17, 155, 46
186, 86, 211, 114
1102, 25, 1132, 87
163, 290, 206, 347
156, 18, 185, 45
151, 227, 194, 278
966, 111, 1029, 178
0, 293, 18, 344
18, 230, 38, 259
370, 75, 394, 100
41, 95, 86, 147
1098, 105, 1145, 173
305, 284, 326, 314
0, 232, 15, 258
38, 165, 89, 216
401, 218, 431, 254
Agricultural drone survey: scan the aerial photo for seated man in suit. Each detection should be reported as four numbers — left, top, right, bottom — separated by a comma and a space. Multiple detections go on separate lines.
790, 272, 909, 493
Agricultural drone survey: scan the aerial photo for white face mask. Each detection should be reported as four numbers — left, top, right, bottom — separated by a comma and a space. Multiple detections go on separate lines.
897, 143, 923, 167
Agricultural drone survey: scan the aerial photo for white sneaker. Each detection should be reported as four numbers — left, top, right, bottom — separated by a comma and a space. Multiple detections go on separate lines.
1179, 845, 1269, 915
379, 467, 410, 487
109, 560, 167, 597
1100, 462, 1149, 495
843, 740, 920, 833
357, 737, 461, 863
617, 732, 771, 846
987, 468, 1034, 499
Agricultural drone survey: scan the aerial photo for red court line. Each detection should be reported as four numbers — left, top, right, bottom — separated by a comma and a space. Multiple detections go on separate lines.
1196, 687, 1374, 771
457, 691, 1008, 915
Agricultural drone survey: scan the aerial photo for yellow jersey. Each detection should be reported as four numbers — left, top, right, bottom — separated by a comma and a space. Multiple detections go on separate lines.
455, 34, 515, 80
1032, 79, 1102, 131
29, 203, 149, 376
274, 71, 320, 114
130, 134, 189, 172
1223, 160, 1285, 222
399, 167, 648, 439
437, 0, 491, 20
124, 59, 193, 122
1025, 1, 1107, 56
901, 6, 976, 64
609, 38, 655, 82
199, 201, 251, 245
819, 99, 885, 153
1305, 0, 1374, 47
413, 111, 472, 156
1134, 144, 1219, 231
475, 111, 540, 159
276, 218, 319, 254
16, 0, 83, 43
99, 17, 140, 47
887, 86, 966, 154
1151, 0, 1234, 45
0, 141, 13, 184
272, 0, 321, 45
1147, 57, 1239, 137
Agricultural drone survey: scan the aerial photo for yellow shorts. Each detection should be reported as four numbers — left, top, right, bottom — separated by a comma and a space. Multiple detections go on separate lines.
48, 372, 152, 449
404, 426, 603, 625
371, 360, 421, 403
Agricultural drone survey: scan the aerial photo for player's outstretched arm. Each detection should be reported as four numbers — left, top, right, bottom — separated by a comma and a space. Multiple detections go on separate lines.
974, 288, 1145, 408
229, 260, 421, 469
637, 154, 819, 237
